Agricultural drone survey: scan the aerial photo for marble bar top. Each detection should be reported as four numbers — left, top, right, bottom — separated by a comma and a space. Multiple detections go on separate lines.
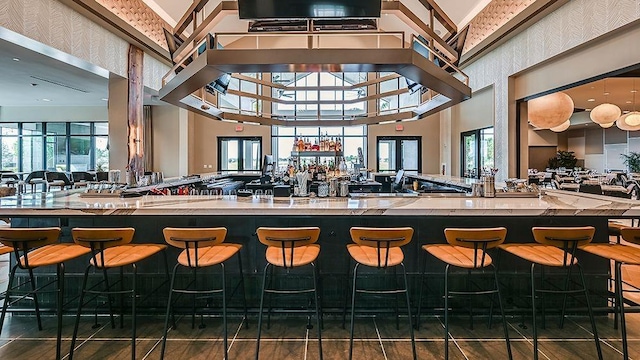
1, 187, 639, 217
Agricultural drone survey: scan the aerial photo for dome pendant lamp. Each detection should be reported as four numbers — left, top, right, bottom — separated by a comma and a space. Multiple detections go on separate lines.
624, 80, 640, 127
528, 92, 574, 129
591, 79, 621, 124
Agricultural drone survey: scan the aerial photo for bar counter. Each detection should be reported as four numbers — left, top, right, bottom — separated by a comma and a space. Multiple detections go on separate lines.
0, 176, 632, 312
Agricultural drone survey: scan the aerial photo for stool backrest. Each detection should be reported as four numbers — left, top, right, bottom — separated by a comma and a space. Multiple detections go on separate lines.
444, 227, 507, 268
163, 227, 227, 267
350, 227, 413, 268
619, 227, 640, 246
532, 226, 595, 267
256, 227, 320, 268
72, 227, 135, 268
0, 227, 61, 268
72, 228, 134, 248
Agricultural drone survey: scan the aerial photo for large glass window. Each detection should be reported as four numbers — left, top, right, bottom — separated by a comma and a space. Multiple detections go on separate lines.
1, 123, 19, 172
218, 137, 262, 171
0, 122, 108, 173
378, 72, 421, 115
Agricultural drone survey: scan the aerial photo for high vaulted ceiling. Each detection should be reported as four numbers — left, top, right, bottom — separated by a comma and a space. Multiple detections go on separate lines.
146, 0, 489, 32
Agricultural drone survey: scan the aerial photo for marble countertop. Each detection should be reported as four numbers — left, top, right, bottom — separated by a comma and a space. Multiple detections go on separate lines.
1, 187, 638, 217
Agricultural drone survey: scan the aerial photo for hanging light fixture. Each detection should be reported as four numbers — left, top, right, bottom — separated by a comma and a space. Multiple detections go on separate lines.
590, 79, 621, 124
550, 119, 571, 132
600, 122, 615, 128
624, 80, 640, 126
528, 92, 574, 129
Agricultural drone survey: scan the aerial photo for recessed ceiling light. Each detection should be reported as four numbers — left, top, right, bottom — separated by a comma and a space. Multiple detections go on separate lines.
101, 98, 108, 101
624, 110, 630, 114
587, 98, 596, 102
632, 90, 638, 93
585, 108, 592, 111
603, 92, 610, 96
41, 98, 51, 102
627, 101, 633, 104
12, 58, 20, 62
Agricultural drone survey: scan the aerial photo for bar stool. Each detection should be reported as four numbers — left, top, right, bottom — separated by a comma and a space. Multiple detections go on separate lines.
416, 227, 512, 359
346, 227, 416, 360
579, 226, 640, 360
68, 228, 168, 360
255, 227, 322, 360
0, 227, 90, 360
160, 227, 248, 360
499, 226, 603, 360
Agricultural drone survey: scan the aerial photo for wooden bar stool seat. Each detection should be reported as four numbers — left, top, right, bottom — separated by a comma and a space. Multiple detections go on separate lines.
423, 243, 494, 269
499, 243, 578, 267
267, 243, 320, 267
579, 227, 640, 360
161, 227, 248, 360
346, 227, 416, 360
498, 227, 603, 360
0, 227, 91, 360
89, 244, 166, 268
69, 228, 169, 360
416, 228, 512, 359
255, 227, 323, 360
0, 244, 14, 255
347, 243, 404, 267
177, 243, 242, 267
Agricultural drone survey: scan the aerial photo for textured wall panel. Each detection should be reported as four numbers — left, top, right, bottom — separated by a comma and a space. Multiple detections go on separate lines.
462, 0, 640, 179
0, 0, 128, 78
463, 0, 537, 54
94, 0, 169, 49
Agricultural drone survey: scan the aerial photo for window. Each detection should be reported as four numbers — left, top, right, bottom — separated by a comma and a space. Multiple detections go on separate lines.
461, 127, 494, 178
378, 72, 421, 115
376, 136, 421, 173
0, 122, 108, 173
218, 137, 262, 171
272, 126, 367, 172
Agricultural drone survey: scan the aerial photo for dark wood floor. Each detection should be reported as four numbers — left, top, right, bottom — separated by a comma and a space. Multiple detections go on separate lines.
1, 254, 639, 359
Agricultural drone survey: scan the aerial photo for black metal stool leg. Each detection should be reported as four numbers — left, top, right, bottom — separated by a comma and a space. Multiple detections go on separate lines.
255, 263, 270, 360
312, 262, 323, 360
192, 266, 198, 329
394, 266, 400, 330
102, 269, 115, 329
531, 264, 538, 360
131, 264, 137, 360
266, 265, 275, 330
415, 253, 428, 331
579, 264, 603, 360
559, 263, 574, 329
119, 267, 124, 329
492, 264, 512, 360
69, 265, 92, 360
27, 268, 42, 331
160, 264, 180, 359
221, 263, 228, 360
56, 263, 65, 360
444, 264, 450, 360
0, 265, 18, 338
401, 263, 416, 360
342, 258, 352, 329
348, 263, 359, 360
540, 266, 546, 330
615, 262, 629, 360
237, 252, 249, 329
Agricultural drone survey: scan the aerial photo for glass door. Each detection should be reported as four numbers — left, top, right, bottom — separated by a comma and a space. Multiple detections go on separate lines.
461, 127, 494, 178
377, 136, 421, 173
462, 131, 478, 178
218, 137, 262, 171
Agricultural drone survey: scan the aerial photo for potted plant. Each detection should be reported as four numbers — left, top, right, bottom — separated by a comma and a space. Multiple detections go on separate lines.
547, 150, 577, 169
621, 152, 640, 173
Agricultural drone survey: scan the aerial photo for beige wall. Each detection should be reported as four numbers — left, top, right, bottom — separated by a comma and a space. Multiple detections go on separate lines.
0, 106, 107, 121
190, 113, 272, 173
367, 113, 441, 174
448, 86, 495, 176
151, 105, 184, 178
107, 75, 129, 173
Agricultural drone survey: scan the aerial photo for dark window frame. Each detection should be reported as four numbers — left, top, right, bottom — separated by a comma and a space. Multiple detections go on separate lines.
217, 136, 263, 172
460, 126, 494, 179
376, 136, 422, 173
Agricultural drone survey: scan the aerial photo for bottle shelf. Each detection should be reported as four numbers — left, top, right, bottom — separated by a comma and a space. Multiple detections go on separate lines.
291, 151, 343, 157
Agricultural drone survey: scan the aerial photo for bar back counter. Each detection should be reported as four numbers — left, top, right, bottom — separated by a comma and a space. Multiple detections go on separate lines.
1, 187, 637, 315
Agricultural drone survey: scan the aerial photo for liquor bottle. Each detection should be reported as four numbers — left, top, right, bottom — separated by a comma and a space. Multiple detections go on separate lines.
335, 137, 342, 152
320, 136, 325, 151
329, 137, 336, 152
297, 137, 304, 151
312, 138, 320, 151
293, 137, 298, 152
